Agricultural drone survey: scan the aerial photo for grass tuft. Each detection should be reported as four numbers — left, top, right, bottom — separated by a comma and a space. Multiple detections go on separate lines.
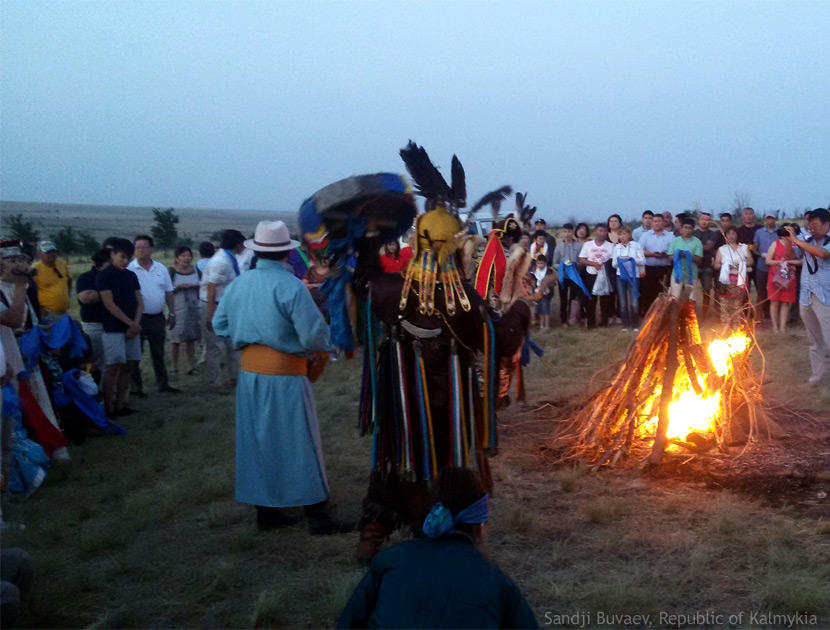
585, 499, 625, 524
764, 572, 826, 613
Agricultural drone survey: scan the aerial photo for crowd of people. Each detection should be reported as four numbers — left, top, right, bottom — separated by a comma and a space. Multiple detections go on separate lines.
1, 198, 828, 627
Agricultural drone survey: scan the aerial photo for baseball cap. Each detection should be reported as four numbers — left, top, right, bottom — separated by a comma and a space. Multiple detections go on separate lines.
39, 240, 58, 252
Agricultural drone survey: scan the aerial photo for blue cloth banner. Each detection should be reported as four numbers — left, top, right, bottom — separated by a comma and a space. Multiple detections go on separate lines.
558, 261, 590, 297
59, 369, 126, 435
617, 256, 640, 299
320, 264, 355, 352
520, 333, 544, 367
19, 316, 89, 374
673, 249, 694, 284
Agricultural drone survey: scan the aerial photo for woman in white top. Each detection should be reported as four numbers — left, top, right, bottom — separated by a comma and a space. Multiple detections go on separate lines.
713, 225, 754, 326
611, 226, 646, 330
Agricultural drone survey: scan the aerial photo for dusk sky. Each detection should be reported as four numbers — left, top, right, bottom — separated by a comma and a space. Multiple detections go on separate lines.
2, 1, 828, 222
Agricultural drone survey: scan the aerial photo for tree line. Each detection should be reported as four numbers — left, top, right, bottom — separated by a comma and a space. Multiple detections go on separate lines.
1, 207, 192, 256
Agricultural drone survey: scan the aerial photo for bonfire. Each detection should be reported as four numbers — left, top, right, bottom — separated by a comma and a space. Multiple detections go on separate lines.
555, 293, 780, 469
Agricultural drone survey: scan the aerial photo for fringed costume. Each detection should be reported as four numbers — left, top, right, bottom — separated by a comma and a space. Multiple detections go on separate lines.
354, 143, 530, 560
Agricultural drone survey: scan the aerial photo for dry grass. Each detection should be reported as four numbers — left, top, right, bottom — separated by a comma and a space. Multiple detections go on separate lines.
2, 302, 829, 627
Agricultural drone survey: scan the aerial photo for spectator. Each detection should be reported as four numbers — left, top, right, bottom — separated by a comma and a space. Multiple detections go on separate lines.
694, 211, 720, 318
667, 217, 703, 299
714, 226, 753, 326
637, 214, 674, 315
631, 210, 653, 242
578, 223, 614, 328
168, 246, 201, 376
518, 233, 531, 251
799, 210, 813, 241
787, 210, 830, 385
529, 254, 555, 330
201, 229, 246, 391
574, 222, 590, 245
212, 220, 353, 534
765, 225, 801, 333
338, 467, 537, 629
32, 240, 71, 322
533, 218, 557, 253
661, 211, 675, 235
611, 225, 645, 331
96, 238, 143, 417
128, 235, 180, 395
529, 230, 551, 264
196, 241, 215, 277
713, 212, 733, 251
75, 248, 110, 370
737, 207, 760, 246
379, 240, 413, 274
753, 213, 779, 323
552, 223, 583, 326
606, 214, 623, 244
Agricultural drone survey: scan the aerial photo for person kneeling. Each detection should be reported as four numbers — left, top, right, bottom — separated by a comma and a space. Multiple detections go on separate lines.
338, 467, 537, 629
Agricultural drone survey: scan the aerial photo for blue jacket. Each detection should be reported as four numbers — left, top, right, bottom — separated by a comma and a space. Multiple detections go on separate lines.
338, 534, 537, 628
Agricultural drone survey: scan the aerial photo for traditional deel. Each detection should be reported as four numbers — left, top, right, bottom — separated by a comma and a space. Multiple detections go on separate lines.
353, 143, 530, 560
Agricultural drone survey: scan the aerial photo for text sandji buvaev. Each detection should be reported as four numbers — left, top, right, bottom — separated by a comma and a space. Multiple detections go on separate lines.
542, 610, 821, 628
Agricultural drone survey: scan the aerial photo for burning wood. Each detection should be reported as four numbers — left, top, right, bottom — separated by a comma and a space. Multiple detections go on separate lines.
555, 294, 779, 468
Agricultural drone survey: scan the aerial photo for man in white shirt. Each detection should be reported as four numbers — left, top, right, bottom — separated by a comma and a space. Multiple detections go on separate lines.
578, 223, 615, 327
637, 214, 675, 315
128, 235, 180, 394
201, 229, 247, 390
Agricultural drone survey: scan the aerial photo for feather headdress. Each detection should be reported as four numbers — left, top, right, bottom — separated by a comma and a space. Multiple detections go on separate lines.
399, 141, 466, 211
515, 192, 537, 230
398, 141, 471, 316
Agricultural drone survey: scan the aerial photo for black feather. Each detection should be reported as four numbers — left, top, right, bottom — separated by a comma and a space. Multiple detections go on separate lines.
450, 155, 466, 208
514, 192, 536, 226
469, 186, 513, 214
515, 192, 526, 211
399, 141, 451, 203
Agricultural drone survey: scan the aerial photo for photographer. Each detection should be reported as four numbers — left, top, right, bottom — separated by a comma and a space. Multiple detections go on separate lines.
786, 208, 830, 386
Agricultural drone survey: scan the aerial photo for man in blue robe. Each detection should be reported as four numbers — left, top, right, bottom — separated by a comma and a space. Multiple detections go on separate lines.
213, 220, 353, 534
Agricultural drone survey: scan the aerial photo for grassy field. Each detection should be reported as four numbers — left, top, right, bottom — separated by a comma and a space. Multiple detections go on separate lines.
2, 274, 829, 627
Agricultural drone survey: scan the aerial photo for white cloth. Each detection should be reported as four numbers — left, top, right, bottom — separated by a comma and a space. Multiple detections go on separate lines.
127, 259, 173, 315
199, 250, 239, 302
611, 241, 646, 276
236, 247, 255, 273
717, 244, 749, 287
578, 240, 614, 275
532, 267, 549, 285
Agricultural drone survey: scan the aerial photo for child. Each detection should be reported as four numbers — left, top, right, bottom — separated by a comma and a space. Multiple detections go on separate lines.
667, 217, 703, 300
611, 226, 645, 330
529, 254, 556, 330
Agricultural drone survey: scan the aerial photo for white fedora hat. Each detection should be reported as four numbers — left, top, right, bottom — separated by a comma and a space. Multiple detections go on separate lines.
244, 221, 300, 253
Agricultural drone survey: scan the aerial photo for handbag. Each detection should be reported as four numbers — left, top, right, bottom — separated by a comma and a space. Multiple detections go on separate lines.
771, 263, 792, 289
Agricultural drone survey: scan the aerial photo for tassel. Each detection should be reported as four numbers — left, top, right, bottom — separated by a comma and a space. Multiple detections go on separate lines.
413, 342, 432, 481
393, 329, 414, 478
485, 315, 498, 452
467, 366, 476, 464
450, 339, 463, 466
447, 257, 471, 312
419, 354, 438, 479
442, 262, 457, 316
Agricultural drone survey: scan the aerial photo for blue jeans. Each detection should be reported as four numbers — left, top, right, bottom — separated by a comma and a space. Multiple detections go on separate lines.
616, 277, 639, 329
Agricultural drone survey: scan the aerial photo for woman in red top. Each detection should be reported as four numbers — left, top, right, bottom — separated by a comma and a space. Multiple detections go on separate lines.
764, 225, 801, 333
379, 240, 413, 274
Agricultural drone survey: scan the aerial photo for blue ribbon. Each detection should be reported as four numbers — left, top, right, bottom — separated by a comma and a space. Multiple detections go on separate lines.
617, 256, 640, 300
672, 249, 694, 284
557, 261, 590, 297
223, 249, 240, 276
520, 332, 544, 367
422, 494, 490, 538
320, 262, 355, 353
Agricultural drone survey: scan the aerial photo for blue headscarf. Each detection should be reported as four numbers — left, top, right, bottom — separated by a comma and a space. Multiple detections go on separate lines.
422, 494, 489, 538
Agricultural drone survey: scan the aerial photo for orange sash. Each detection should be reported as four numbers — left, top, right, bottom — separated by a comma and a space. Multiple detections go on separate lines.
240, 344, 328, 382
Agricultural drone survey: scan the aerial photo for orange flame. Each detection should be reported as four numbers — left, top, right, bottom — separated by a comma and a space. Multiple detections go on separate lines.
645, 331, 751, 444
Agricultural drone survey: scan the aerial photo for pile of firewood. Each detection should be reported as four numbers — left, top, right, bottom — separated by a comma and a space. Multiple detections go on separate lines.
554, 293, 777, 469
